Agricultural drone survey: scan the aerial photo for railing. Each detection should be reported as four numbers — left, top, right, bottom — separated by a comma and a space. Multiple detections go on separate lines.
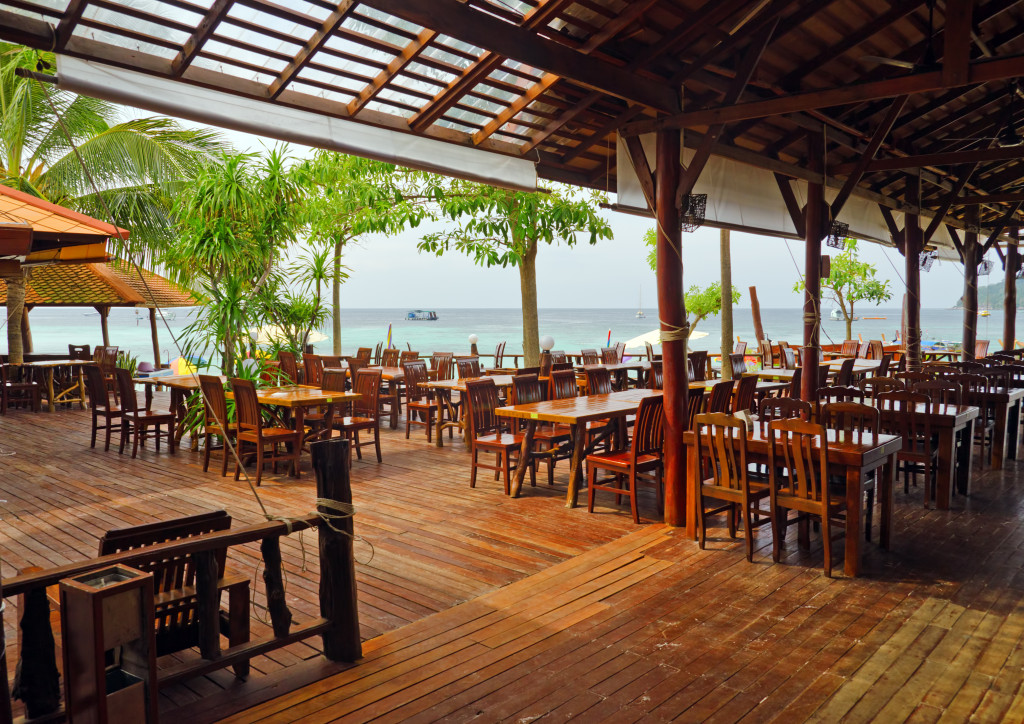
0, 437, 359, 724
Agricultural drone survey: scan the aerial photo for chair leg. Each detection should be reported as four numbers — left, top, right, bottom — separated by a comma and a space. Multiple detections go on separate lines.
628, 471, 639, 524
587, 464, 597, 513
91, 413, 98, 448
743, 501, 754, 562
865, 487, 874, 542
697, 491, 706, 550
119, 418, 128, 454
203, 432, 212, 472
255, 443, 264, 487
770, 498, 782, 563
131, 423, 141, 459
821, 513, 832, 578
353, 430, 362, 460
221, 435, 231, 477
374, 425, 382, 463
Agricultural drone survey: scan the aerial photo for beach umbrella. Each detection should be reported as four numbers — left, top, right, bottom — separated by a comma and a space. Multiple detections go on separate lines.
386, 323, 393, 349
624, 329, 708, 349
250, 325, 327, 346
606, 329, 612, 347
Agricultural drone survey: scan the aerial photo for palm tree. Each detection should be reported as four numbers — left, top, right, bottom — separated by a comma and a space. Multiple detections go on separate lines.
0, 42, 229, 362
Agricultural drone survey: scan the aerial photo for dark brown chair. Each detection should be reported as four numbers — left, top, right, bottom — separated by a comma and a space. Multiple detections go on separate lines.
787, 367, 802, 398
493, 341, 507, 369
648, 361, 663, 390
821, 401, 879, 445
550, 350, 568, 365
759, 397, 812, 425
732, 375, 758, 413
457, 357, 482, 380
581, 349, 600, 365
957, 373, 997, 464
856, 342, 870, 359
400, 350, 419, 365
277, 350, 301, 384
584, 366, 613, 395
372, 342, 383, 365
615, 341, 626, 362
693, 412, 770, 561
335, 368, 383, 463
707, 380, 733, 413
867, 340, 884, 360
840, 340, 859, 357
912, 379, 962, 406
686, 387, 706, 428
510, 374, 564, 485
431, 352, 455, 380
690, 350, 708, 381
728, 353, 747, 377
733, 341, 747, 356
548, 368, 578, 400
381, 348, 400, 368
878, 390, 937, 506
83, 364, 121, 449
0, 363, 40, 414
767, 419, 847, 577
835, 357, 856, 387
303, 354, 324, 387
200, 375, 235, 476
878, 353, 892, 376
975, 340, 990, 358
601, 347, 619, 364
68, 344, 91, 360
403, 360, 435, 442
586, 394, 665, 524
356, 347, 372, 362
781, 347, 797, 370
114, 367, 176, 459
817, 385, 864, 407
896, 370, 935, 385
94, 345, 119, 401
321, 355, 342, 369
859, 376, 904, 399
464, 377, 522, 493
232, 378, 301, 485
758, 339, 774, 368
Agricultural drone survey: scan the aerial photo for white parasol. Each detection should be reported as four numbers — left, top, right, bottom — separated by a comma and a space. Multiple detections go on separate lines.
624, 329, 708, 349
250, 325, 328, 346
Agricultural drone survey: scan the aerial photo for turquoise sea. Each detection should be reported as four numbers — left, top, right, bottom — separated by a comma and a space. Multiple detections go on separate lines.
5, 306, 1013, 365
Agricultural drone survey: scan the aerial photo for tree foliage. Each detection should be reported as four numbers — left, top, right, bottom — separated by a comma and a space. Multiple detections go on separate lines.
794, 238, 892, 339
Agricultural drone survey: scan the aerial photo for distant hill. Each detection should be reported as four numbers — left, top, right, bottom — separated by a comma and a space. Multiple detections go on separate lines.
956, 278, 1024, 309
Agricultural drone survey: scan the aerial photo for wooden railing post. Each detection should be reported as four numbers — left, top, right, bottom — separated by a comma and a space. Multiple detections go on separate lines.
11, 587, 59, 719
260, 536, 292, 638
311, 437, 362, 662
193, 551, 221, 661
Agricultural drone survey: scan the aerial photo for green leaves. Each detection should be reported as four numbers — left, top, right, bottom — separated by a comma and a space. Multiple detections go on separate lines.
793, 238, 893, 327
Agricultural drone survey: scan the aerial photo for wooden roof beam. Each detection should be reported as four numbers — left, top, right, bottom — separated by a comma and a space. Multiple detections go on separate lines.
923, 163, 980, 244
956, 191, 1024, 205
171, 0, 232, 77
347, 28, 437, 115
942, 0, 975, 87
982, 201, 1024, 252
55, 0, 90, 50
834, 143, 1024, 173
269, 1, 358, 100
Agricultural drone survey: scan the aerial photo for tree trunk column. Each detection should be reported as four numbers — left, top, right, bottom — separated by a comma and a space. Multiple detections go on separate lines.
333, 239, 343, 356
904, 175, 923, 370
720, 230, 733, 380
1005, 231, 1018, 351
963, 208, 979, 361
149, 308, 162, 367
97, 306, 110, 347
519, 240, 540, 367
801, 134, 823, 403
4, 267, 26, 364
655, 130, 689, 529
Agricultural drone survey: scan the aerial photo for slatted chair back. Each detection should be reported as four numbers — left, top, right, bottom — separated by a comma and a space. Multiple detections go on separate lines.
517, 366, 541, 375
303, 354, 324, 387
857, 342, 871, 359
644, 341, 655, 361
840, 340, 859, 357
868, 340, 885, 359
817, 385, 864, 404
877, 391, 932, 454
344, 356, 367, 381
231, 379, 263, 436
835, 357, 856, 386
199, 375, 229, 429
95, 345, 119, 376
399, 350, 418, 365
781, 347, 797, 370
975, 340, 990, 358
686, 387, 705, 428
729, 353, 747, 376
708, 380, 734, 413
581, 349, 600, 365
549, 369, 578, 400
457, 357, 482, 380
913, 379, 962, 406
615, 341, 626, 362
322, 370, 347, 393
955, 373, 991, 395
600, 347, 618, 364
694, 413, 749, 493
68, 344, 91, 360
759, 339, 774, 368
321, 355, 342, 369
733, 375, 758, 413
768, 419, 829, 503
550, 350, 568, 365
821, 401, 879, 444
372, 342, 383, 365
402, 360, 430, 403
649, 361, 663, 390
83, 364, 112, 410
511, 373, 544, 406
859, 376, 905, 399
686, 359, 695, 380
277, 351, 300, 384
733, 341, 747, 356
788, 367, 802, 398
817, 366, 831, 390
980, 367, 1010, 389
759, 397, 812, 427
959, 361, 986, 374
381, 348, 400, 367
689, 350, 708, 381
551, 362, 574, 372
928, 363, 958, 377
431, 352, 455, 380
114, 368, 140, 414
584, 366, 613, 395
464, 377, 500, 441
356, 347, 372, 362
878, 353, 892, 376
1004, 364, 1024, 387
352, 369, 382, 418
631, 395, 664, 460
492, 341, 506, 368
896, 370, 934, 385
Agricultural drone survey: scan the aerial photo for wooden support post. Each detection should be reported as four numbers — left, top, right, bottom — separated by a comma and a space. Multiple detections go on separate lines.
11, 587, 60, 719
720, 229, 734, 381
96, 306, 110, 347
801, 132, 824, 403
905, 175, 923, 370
1005, 231, 1019, 351
963, 207, 980, 361
193, 550, 221, 661
149, 308, 161, 367
749, 286, 765, 343
655, 129, 688, 529
260, 535, 292, 638
20, 306, 32, 355
312, 437, 362, 662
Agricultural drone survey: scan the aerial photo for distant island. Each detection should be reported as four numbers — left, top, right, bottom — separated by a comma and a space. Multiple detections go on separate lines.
955, 278, 1024, 309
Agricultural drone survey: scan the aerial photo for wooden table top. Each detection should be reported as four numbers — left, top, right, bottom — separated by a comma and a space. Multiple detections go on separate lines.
496, 389, 661, 425
877, 402, 980, 426
685, 424, 902, 467
227, 385, 360, 408
425, 375, 515, 391
965, 387, 1024, 403
578, 361, 650, 372
133, 373, 224, 389
24, 359, 95, 368
691, 379, 789, 393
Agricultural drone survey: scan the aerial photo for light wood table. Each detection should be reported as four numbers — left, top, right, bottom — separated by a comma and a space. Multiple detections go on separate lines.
227, 384, 360, 448
26, 359, 92, 412
423, 375, 515, 448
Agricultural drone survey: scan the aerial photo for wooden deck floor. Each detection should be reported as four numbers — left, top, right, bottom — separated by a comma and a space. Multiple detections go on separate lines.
4, 396, 1024, 721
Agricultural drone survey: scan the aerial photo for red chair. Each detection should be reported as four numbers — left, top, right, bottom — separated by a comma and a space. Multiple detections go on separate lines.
232, 378, 301, 485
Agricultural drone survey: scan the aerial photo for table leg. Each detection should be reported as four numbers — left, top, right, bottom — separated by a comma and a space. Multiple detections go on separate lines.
46, 369, 55, 413
685, 441, 698, 540
957, 420, 974, 496
434, 391, 447, 449
992, 401, 1009, 470
1008, 400, 1020, 460
145, 383, 154, 411
390, 383, 399, 429
934, 427, 955, 510
844, 467, 863, 578
880, 455, 895, 550
510, 420, 537, 498
294, 406, 305, 475
565, 423, 585, 508
171, 389, 186, 445
77, 366, 86, 409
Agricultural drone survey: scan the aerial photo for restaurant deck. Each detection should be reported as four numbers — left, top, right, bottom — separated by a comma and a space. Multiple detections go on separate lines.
3, 394, 1024, 722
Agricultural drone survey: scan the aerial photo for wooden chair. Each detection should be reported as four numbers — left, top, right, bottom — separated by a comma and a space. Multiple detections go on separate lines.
767, 419, 847, 577
581, 349, 600, 365
615, 341, 626, 362
758, 339, 774, 368
83, 364, 121, 450
708, 380, 734, 413
728, 353, 747, 377
550, 350, 568, 365
840, 340, 859, 356
457, 357, 482, 380
586, 395, 664, 524
493, 341, 507, 368
896, 370, 935, 385
431, 352, 455, 380
549, 368, 578, 400
816, 386, 865, 416
690, 350, 708, 381
821, 401, 879, 445
114, 368, 176, 459
335, 369, 383, 463
200, 375, 235, 477
877, 391, 937, 507
686, 387, 706, 428
975, 340, 990, 358
321, 355, 342, 369
464, 378, 523, 493
303, 354, 324, 387
403, 360, 435, 442
733, 341, 747, 356
277, 350, 301, 384
648, 361, 663, 390
601, 347, 618, 364
381, 348, 400, 367
867, 340, 884, 360
856, 342, 871, 359
584, 366, 613, 395
693, 412, 770, 561
732, 375, 758, 413
94, 345, 119, 402
859, 376, 905, 399
835, 357, 856, 386
912, 379, 962, 406
98, 511, 250, 677
356, 347, 372, 362
878, 353, 892, 376
781, 347, 797, 370
400, 350, 419, 365
644, 342, 658, 362
787, 367, 802, 398
372, 342, 383, 365
510, 374, 565, 485
0, 363, 40, 414
68, 344, 91, 360
759, 397, 812, 424
231, 378, 301, 485
956, 373, 997, 464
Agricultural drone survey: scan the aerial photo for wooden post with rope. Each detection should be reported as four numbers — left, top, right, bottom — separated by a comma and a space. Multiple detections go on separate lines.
1005, 231, 1018, 351
312, 437, 362, 662
801, 131, 824, 403
962, 209, 979, 361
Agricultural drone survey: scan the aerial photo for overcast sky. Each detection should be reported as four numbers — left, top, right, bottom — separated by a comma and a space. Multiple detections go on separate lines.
188, 124, 978, 311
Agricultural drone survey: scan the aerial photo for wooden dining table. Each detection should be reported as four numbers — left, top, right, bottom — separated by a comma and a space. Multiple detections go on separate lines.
226, 384, 360, 447
134, 372, 225, 444
324, 365, 404, 429
497, 389, 661, 508
25, 359, 92, 412
422, 375, 515, 448
754, 357, 881, 382
964, 387, 1024, 469
683, 424, 901, 577
578, 361, 650, 389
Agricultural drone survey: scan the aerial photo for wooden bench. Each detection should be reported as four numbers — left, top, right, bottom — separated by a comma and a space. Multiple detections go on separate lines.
98, 510, 251, 678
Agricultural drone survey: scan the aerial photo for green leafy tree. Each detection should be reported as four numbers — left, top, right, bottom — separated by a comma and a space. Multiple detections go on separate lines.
0, 43, 228, 362
793, 238, 892, 340
166, 149, 304, 375
644, 228, 741, 340
297, 152, 440, 354
420, 185, 612, 365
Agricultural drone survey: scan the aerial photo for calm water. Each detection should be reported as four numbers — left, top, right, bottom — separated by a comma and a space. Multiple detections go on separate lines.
5, 306, 1013, 364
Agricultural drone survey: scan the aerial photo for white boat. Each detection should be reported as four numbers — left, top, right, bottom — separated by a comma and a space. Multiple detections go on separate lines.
636, 288, 645, 319
406, 309, 438, 321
